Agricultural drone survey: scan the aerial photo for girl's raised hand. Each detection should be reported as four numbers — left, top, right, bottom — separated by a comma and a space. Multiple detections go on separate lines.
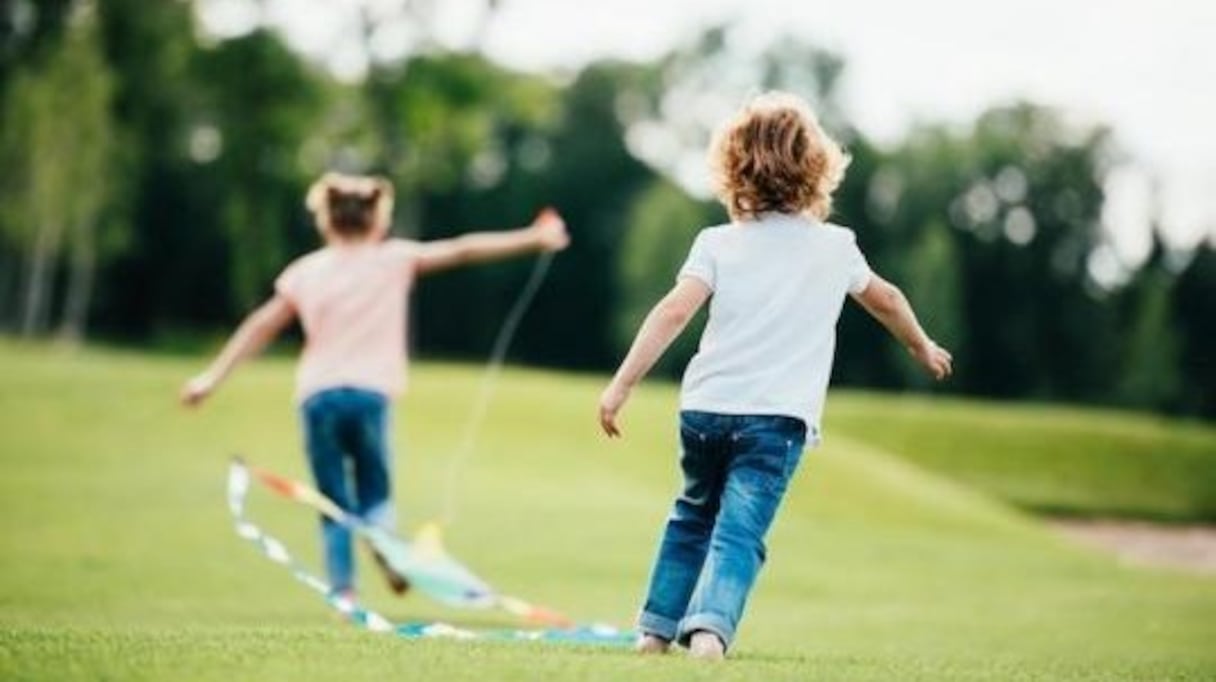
531, 208, 570, 253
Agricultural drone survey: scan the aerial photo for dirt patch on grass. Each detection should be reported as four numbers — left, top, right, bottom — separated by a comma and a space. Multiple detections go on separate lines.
1051, 519, 1216, 575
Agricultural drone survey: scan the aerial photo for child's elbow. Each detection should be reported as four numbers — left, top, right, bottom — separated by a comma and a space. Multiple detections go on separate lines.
249, 300, 291, 333
655, 301, 694, 328
884, 285, 907, 312
868, 281, 906, 317
245, 311, 276, 337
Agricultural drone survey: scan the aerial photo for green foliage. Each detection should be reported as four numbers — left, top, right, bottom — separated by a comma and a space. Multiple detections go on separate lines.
1172, 244, 1216, 417
895, 220, 964, 389
367, 54, 557, 201
416, 62, 658, 368
963, 107, 1117, 401
1, 343, 1214, 680
1117, 250, 1182, 410
0, 14, 1208, 418
849, 104, 1125, 403
92, 0, 220, 330
0, 5, 116, 334
615, 179, 717, 377
195, 30, 327, 310
0, 8, 113, 244
0, 0, 74, 90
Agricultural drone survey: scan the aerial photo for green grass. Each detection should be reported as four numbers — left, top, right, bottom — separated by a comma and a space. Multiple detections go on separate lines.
1, 341, 1214, 681
828, 392, 1216, 521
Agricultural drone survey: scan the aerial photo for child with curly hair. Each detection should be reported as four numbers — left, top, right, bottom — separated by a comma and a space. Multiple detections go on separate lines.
600, 92, 952, 659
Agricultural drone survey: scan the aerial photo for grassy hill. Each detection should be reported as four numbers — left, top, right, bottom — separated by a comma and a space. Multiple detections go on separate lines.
1, 341, 1214, 681
828, 392, 1216, 521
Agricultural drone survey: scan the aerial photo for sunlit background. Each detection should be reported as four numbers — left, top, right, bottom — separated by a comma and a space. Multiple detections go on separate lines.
198, 0, 1216, 261
2, 3, 1216, 680
2, 0, 1213, 418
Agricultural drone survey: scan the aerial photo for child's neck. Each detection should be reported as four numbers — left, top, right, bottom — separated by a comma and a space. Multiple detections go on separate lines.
325, 234, 379, 248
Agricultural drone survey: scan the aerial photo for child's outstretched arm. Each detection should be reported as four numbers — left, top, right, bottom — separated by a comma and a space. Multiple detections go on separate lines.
852, 273, 953, 380
414, 208, 569, 275
599, 277, 711, 438
180, 295, 296, 407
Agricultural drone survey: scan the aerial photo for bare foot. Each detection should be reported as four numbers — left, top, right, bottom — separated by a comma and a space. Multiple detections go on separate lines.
689, 630, 725, 661
635, 633, 671, 654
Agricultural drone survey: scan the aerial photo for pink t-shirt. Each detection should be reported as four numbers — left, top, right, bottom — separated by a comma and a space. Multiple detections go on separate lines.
275, 238, 418, 403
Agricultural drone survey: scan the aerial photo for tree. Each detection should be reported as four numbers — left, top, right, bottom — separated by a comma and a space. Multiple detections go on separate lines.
363, 52, 556, 236
616, 179, 719, 377
0, 3, 115, 338
859, 104, 1121, 402
92, 0, 208, 335
513, 64, 660, 368
1116, 236, 1182, 410
360, 53, 566, 360
1172, 242, 1216, 417
0, 0, 74, 91
195, 29, 326, 311
896, 219, 964, 389
382, 59, 658, 368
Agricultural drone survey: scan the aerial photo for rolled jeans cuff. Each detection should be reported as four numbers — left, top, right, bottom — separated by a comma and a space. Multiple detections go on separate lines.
679, 612, 736, 650
637, 611, 680, 641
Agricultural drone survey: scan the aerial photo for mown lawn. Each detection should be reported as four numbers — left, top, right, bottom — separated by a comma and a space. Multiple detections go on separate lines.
1, 341, 1214, 681
828, 392, 1216, 521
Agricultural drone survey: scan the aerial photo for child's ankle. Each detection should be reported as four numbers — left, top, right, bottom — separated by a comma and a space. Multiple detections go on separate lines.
688, 629, 726, 661
635, 632, 671, 654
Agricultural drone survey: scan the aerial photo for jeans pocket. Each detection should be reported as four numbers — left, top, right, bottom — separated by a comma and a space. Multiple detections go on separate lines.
733, 420, 805, 494
679, 411, 716, 443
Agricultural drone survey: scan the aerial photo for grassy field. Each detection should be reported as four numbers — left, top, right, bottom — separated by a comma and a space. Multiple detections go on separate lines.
828, 392, 1216, 521
1, 341, 1215, 681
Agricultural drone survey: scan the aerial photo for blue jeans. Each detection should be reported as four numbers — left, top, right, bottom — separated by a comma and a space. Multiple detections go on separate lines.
638, 411, 807, 650
300, 387, 394, 594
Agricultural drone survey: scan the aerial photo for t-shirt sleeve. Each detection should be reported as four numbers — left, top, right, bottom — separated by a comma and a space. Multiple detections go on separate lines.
678, 232, 716, 290
846, 231, 873, 294
384, 238, 420, 277
274, 259, 305, 308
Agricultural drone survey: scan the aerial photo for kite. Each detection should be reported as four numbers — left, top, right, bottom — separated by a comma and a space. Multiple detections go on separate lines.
227, 458, 634, 645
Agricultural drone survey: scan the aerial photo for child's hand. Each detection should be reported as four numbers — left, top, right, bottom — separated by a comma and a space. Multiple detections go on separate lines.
598, 381, 631, 438
180, 372, 217, 408
531, 208, 570, 253
910, 339, 953, 381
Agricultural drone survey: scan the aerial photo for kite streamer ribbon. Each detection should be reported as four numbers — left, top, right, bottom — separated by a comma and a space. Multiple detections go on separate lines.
227, 458, 629, 644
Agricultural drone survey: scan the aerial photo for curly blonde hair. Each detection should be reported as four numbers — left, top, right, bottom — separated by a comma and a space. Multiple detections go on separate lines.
709, 91, 850, 222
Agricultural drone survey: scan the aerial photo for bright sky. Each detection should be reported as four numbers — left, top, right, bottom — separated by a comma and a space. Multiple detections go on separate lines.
197, 0, 1216, 266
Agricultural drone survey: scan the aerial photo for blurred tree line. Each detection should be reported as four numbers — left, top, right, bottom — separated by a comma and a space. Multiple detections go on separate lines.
1, 0, 1212, 418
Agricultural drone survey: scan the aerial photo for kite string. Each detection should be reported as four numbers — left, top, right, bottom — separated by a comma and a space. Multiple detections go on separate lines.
439, 251, 555, 526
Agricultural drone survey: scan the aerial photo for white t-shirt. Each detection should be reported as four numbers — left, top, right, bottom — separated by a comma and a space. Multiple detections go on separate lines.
678, 213, 872, 439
